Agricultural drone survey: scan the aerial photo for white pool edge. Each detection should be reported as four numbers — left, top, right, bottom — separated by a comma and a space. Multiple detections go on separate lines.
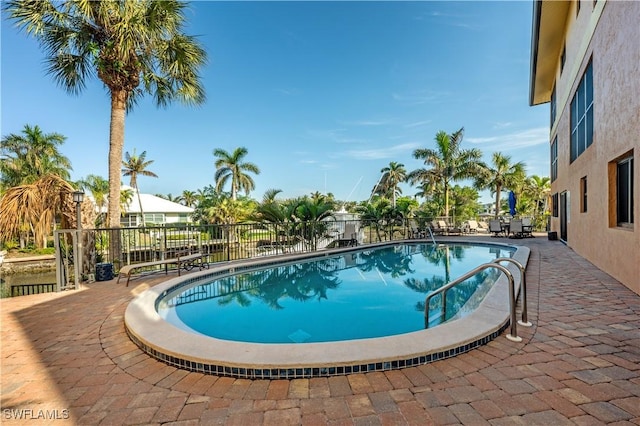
124, 240, 530, 378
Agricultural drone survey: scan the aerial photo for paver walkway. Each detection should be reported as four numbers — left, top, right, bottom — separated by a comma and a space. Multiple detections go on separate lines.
1, 235, 639, 425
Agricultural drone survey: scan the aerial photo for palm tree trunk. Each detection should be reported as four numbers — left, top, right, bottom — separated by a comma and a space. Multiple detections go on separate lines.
136, 186, 145, 226
107, 90, 126, 264
108, 90, 127, 228
494, 184, 502, 219
444, 181, 450, 219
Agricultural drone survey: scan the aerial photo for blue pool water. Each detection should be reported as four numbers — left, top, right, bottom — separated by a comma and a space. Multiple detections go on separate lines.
158, 243, 514, 344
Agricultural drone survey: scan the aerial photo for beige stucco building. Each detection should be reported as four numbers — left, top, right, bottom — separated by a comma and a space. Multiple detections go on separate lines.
529, 0, 638, 294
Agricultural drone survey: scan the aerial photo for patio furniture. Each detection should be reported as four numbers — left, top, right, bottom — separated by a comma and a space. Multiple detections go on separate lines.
117, 251, 208, 287
509, 219, 524, 238
337, 223, 358, 246
521, 217, 534, 237
462, 220, 480, 234
489, 219, 505, 237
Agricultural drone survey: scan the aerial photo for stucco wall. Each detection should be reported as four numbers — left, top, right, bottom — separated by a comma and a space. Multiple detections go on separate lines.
550, 0, 639, 294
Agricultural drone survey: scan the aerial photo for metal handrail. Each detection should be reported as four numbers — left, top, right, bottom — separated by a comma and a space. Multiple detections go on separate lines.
424, 262, 522, 342
492, 258, 531, 327
426, 226, 436, 245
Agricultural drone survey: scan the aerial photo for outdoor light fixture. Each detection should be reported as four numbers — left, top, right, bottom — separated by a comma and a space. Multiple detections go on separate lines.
72, 191, 84, 230
72, 190, 84, 205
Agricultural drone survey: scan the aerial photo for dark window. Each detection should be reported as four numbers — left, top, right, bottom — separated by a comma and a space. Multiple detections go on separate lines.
551, 137, 558, 182
550, 86, 557, 127
581, 176, 587, 212
560, 45, 566, 73
577, 0, 581, 15
617, 157, 634, 225
552, 193, 559, 217
570, 61, 594, 162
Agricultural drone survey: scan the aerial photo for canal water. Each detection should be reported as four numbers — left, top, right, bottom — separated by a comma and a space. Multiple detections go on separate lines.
0, 271, 57, 298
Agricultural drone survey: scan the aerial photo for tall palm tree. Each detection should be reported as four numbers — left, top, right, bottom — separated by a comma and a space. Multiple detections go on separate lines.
122, 150, 158, 226
475, 152, 526, 219
213, 147, 260, 200
374, 161, 407, 208
5, 1, 207, 228
408, 128, 483, 219
1, 124, 71, 189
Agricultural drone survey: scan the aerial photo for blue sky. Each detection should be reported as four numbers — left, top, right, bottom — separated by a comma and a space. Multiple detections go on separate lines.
1, 1, 549, 203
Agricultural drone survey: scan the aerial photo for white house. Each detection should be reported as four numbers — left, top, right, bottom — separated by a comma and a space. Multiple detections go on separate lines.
120, 191, 194, 227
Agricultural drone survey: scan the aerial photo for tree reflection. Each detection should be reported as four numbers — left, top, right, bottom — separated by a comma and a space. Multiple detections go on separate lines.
215, 258, 342, 310
357, 246, 415, 278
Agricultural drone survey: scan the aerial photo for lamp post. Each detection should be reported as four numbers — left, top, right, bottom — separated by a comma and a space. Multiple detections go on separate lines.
72, 191, 84, 285
72, 191, 84, 230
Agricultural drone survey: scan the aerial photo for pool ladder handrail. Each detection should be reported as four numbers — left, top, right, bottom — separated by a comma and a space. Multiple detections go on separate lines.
426, 226, 436, 245
424, 257, 531, 342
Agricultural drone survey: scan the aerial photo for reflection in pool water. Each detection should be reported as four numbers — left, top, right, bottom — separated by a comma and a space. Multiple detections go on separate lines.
158, 243, 514, 343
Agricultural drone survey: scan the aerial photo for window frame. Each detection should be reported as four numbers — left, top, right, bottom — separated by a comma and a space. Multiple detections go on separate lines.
616, 156, 634, 226
551, 136, 558, 182
570, 60, 594, 162
580, 176, 588, 213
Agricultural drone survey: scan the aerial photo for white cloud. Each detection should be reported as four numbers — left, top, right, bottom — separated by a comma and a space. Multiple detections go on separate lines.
392, 90, 448, 106
404, 120, 431, 129
343, 142, 420, 160
466, 127, 549, 150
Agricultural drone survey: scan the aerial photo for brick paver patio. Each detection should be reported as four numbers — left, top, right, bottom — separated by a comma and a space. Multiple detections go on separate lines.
2, 235, 639, 425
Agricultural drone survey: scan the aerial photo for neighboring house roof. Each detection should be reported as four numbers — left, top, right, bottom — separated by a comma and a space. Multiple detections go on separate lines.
88, 186, 194, 214
529, 0, 571, 106
125, 192, 194, 214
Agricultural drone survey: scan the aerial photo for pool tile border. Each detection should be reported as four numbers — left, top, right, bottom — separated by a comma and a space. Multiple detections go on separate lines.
126, 322, 509, 379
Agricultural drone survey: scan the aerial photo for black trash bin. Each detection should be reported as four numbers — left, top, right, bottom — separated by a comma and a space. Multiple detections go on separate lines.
547, 231, 558, 241
95, 263, 114, 281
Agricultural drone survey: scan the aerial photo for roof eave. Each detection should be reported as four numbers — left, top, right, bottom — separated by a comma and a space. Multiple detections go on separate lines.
529, 0, 571, 106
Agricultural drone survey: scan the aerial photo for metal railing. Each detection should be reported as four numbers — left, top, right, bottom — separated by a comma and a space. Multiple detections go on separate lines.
54, 217, 494, 290
424, 258, 528, 342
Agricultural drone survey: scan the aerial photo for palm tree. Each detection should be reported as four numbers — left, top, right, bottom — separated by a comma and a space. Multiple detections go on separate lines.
178, 190, 198, 208
475, 152, 526, 219
122, 150, 158, 226
374, 162, 407, 208
522, 174, 551, 228
408, 128, 483, 219
213, 147, 260, 200
1, 124, 71, 189
77, 174, 109, 225
262, 188, 283, 204
5, 1, 207, 228
0, 174, 82, 248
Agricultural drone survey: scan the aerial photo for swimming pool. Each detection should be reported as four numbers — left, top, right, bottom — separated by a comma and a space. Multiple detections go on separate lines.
157, 243, 515, 343
125, 240, 530, 379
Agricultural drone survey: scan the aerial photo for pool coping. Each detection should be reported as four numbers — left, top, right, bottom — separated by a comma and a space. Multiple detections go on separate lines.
124, 239, 530, 379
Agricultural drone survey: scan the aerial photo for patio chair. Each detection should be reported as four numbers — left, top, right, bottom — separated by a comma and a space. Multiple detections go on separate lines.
338, 223, 358, 246
489, 219, 504, 237
521, 217, 534, 237
509, 219, 524, 238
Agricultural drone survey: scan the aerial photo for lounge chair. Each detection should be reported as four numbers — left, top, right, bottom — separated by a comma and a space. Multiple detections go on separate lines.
463, 220, 480, 234
438, 220, 462, 236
